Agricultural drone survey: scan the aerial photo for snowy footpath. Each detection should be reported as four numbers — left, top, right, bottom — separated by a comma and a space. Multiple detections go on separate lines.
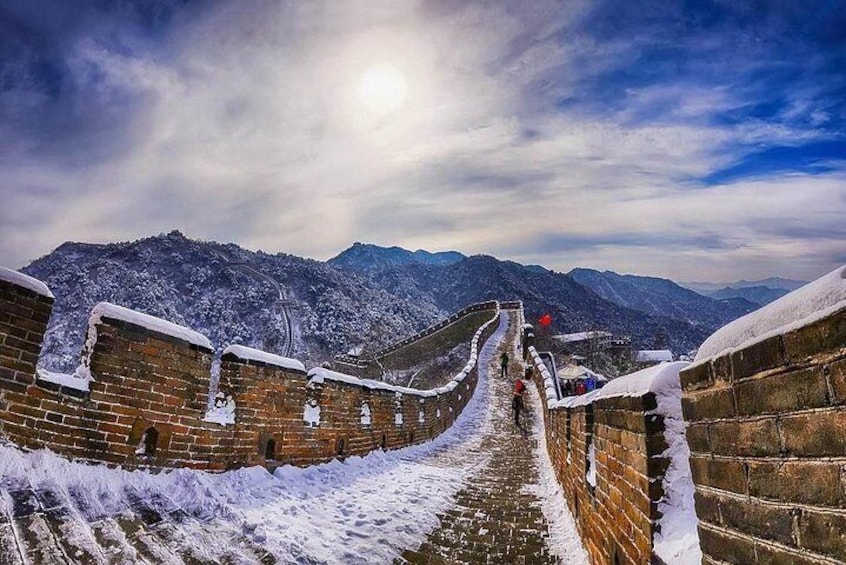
398, 312, 589, 564
0, 310, 588, 564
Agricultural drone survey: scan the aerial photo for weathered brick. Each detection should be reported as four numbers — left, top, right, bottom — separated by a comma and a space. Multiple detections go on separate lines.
830, 358, 846, 405
709, 418, 781, 457
796, 509, 846, 560
684, 423, 710, 453
679, 361, 712, 391
693, 488, 722, 525
782, 308, 846, 363
782, 409, 846, 456
748, 461, 844, 507
719, 495, 796, 546
755, 541, 832, 565
698, 524, 757, 564
734, 367, 828, 416
690, 456, 748, 495
731, 335, 786, 380
681, 387, 735, 422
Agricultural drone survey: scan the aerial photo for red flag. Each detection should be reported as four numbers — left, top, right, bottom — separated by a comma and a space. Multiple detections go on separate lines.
538, 313, 552, 327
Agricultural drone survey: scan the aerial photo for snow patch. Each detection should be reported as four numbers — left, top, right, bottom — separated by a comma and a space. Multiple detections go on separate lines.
222, 344, 305, 372
303, 402, 321, 426
360, 403, 372, 426
36, 368, 89, 392
586, 442, 597, 487
526, 379, 590, 563
650, 366, 703, 564
551, 361, 690, 409
92, 302, 213, 350
695, 264, 846, 363
205, 392, 236, 425
0, 266, 54, 298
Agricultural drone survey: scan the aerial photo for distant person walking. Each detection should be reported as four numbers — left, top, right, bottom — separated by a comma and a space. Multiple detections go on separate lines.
500, 351, 509, 379
512, 377, 526, 427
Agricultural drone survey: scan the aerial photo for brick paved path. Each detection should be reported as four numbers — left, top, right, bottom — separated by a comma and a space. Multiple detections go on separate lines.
398, 312, 558, 564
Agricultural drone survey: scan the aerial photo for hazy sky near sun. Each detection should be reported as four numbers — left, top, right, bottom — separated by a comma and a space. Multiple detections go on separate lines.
1, 0, 844, 281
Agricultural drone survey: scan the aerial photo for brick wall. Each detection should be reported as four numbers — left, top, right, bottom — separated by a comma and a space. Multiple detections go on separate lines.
680, 305, 846, 564
334, 301, 500, 379
527, 346, 669, 565
0, 269, 499, 472
378, 310, 493, 372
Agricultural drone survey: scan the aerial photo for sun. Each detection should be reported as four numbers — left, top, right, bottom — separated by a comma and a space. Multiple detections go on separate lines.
357, 64, 408, 116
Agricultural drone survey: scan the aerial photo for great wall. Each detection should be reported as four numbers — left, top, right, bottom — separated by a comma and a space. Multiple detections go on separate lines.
2, 264, 846, 564
0, 267, 501, 471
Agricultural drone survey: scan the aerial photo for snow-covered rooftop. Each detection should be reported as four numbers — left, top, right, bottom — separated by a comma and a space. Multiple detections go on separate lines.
557, 364, 606, 381
695, 264, 846, 363
552, 361, 689, 409
635, 350, 674, 363
552, 330, 611, 343
91, 302, 213, 351
0, 266, 54, 299
223, 344, 305, 373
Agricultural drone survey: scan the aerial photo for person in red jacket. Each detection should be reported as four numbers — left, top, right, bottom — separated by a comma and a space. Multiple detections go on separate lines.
513, 377, 526, 427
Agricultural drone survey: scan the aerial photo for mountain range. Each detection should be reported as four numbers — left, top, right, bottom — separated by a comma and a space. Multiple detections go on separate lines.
19, 232, 769, 373
679, 277, 806, 306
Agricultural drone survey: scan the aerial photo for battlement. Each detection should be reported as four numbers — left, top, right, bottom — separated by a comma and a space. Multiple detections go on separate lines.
0, 267, 499, 471
680, 265, 846, 564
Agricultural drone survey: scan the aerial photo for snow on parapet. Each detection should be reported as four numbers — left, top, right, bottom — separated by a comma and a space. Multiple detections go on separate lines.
695, 264, 846, 363
223, 344, 305, 373
0, 266, 54, 299
552, 361, 690, 409
528, 346, 558, 403
90, 302, 213, 350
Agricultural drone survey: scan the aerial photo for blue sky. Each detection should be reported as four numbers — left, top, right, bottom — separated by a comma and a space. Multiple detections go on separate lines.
0, 0, 844, 281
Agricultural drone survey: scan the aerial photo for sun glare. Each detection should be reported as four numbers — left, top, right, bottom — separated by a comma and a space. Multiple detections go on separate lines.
357, 64, 408, 115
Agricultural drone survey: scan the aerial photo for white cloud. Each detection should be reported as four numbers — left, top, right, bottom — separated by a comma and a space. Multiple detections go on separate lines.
0, 0, 843, 282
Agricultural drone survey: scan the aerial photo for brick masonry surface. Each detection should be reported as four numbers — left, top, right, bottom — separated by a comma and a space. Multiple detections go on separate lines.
680, 305, 846, 565
0, 273, 498, 472
526, 340, 669, 564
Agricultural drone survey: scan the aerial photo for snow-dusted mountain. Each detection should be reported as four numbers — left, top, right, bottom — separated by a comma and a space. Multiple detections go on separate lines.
22, 234, 730, 372
329, 242, 465, 271
707, 285, 790, 306
680, 277, 807, 294
568, 268, 758, 330
23, 231, 444, 373
334, 254, 714, 353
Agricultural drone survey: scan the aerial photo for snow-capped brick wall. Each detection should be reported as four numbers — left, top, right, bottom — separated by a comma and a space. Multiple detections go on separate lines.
0, 268, 499, 471
0, 274, 54, 391
680, 271, 846, 564
378, 309, 494, 377
374, 300, 498, 358
525, 345, 673, 565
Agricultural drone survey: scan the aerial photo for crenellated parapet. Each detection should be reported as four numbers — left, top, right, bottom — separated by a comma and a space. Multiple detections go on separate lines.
680, 265, 846, 565
0, 266, 499, 471
526, 341, 692, 565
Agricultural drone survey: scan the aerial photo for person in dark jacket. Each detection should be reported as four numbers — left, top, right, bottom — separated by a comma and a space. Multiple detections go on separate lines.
500, 351, 509, 378
513, 377, 526, 427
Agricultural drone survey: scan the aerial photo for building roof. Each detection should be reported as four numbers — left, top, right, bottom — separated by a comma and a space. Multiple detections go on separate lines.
634, 349, 674, 363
